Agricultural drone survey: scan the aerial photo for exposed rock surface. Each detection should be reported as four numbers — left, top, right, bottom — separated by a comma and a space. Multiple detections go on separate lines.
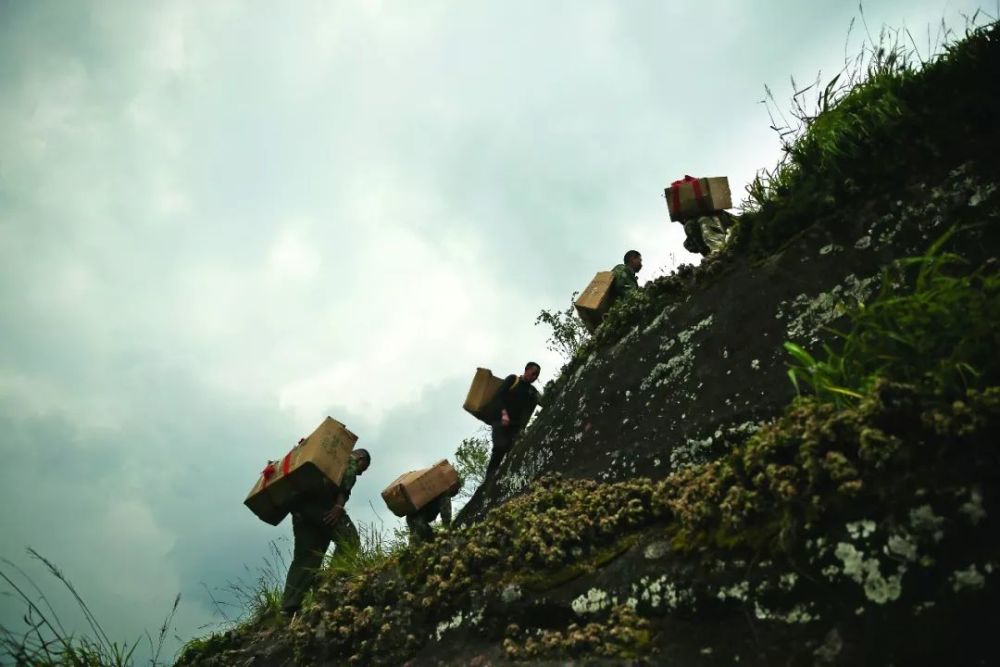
462, 166, 998, 524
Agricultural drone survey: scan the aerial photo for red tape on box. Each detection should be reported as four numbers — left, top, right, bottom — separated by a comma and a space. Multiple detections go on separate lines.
670, 175, 703, 217
261, 451, 294, 488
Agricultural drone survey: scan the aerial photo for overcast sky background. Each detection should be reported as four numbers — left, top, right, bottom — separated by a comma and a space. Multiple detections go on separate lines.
0, 0, 989, 660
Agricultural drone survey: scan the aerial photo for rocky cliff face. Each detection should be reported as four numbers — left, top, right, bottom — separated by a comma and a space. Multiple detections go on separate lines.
177, 22, 1000, 667
461, 163, 998, 525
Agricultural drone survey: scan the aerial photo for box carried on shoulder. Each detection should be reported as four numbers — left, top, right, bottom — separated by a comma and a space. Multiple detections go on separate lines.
665, 176, 732, 222
574, 271, 614, 333
463, 367, 504, 422
244, 416, 358, 526
382, 460, 459, 517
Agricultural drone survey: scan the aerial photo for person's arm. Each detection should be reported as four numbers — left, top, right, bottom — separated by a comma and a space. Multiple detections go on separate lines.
323, 461, 357, 525
497, 375, 516, 426
323, 490, 348, 525
440, 496, 452, 528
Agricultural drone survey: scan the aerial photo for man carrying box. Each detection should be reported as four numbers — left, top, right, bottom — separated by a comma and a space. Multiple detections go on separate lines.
280, 448, 371, 617
666, 175, 736, 257
611, 250, 643, 297
406, 477, 462, 546
574, 251, 642, 333
484, 362, 541, 479
683, 211, 736, 256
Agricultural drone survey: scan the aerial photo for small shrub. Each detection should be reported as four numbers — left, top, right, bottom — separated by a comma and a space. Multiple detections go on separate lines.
454, 433, 490, 500
535, 292, 590, 362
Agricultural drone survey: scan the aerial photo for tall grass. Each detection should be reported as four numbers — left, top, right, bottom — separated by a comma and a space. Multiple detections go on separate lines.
195, 519, 408, 631
785, 227, 1000, 405
530, 13, 999, 407
323, 520, 409, 581
179, 520, 408, 662
738, 9, 998, 256
198, 538, 290, 628
748, 15, 925, 211
0, 549, 179, 667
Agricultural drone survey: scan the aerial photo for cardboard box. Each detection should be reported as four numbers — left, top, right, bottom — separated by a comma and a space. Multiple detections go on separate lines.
463, 367, 504, 421
574, 271, 615, 333
665, 176, 732, 222
382, 460, 459, 517
244, 416, 359, 525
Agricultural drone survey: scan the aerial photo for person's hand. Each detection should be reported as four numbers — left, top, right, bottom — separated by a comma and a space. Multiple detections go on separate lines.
501, 411, 510, 427
322, 505, 344, 526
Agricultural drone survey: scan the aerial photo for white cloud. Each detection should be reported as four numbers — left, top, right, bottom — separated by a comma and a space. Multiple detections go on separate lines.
268, 228, 320, 281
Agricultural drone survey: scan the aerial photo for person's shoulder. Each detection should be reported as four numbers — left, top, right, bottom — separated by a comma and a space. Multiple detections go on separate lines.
612, 263, 626, 272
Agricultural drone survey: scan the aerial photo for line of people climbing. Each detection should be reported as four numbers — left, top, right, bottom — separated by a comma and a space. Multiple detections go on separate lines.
245, 173, 736, 617
271, 361, 541, 616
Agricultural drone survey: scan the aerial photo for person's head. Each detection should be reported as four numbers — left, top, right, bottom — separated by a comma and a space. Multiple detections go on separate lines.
624, 250, 642, 273
353, 448, 371, 474
449, 476, 464, 497
523, 362, 541, 383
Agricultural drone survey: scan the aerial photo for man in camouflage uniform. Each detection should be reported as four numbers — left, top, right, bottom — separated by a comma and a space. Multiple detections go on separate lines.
405, 478, 462, 546
683, 211, 736, 256
280, 448, 371, 617
611, 250, 642, 298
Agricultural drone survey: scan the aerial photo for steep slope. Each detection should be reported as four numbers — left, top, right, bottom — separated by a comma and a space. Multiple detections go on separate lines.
461, 165, 998, 524
460, 21, 1000, 522
177, 23, 1000, 667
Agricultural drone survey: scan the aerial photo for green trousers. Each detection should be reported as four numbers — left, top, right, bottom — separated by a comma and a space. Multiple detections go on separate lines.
406, 513, 436, 546
683, 215, 732, 256
280, 507, 359, 614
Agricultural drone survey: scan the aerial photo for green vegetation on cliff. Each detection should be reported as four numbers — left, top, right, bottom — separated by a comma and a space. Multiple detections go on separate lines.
540, 19, 1000, 407
179, 226, 1000, 664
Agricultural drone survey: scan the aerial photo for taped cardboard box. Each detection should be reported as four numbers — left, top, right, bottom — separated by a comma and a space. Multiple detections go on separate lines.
382, 460, 459, 517
665, 176, 732, 222
463, 367, 504, 422
574, 271, 614, 333
244, 416, 358, 525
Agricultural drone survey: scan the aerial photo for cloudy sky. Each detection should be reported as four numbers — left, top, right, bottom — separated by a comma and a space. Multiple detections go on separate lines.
0, 0, 985, 660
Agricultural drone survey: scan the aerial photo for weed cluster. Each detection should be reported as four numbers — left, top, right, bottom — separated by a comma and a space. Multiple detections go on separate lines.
785, 228, 1000, 406
0, 549, 179, 667
737, 16, 999, 256
539, 19, 998, 407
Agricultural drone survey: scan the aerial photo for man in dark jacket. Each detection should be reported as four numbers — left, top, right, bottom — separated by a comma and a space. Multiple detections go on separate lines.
485, 362, 541, 478
406, 477, 462, 546
280, 448, 371, 617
